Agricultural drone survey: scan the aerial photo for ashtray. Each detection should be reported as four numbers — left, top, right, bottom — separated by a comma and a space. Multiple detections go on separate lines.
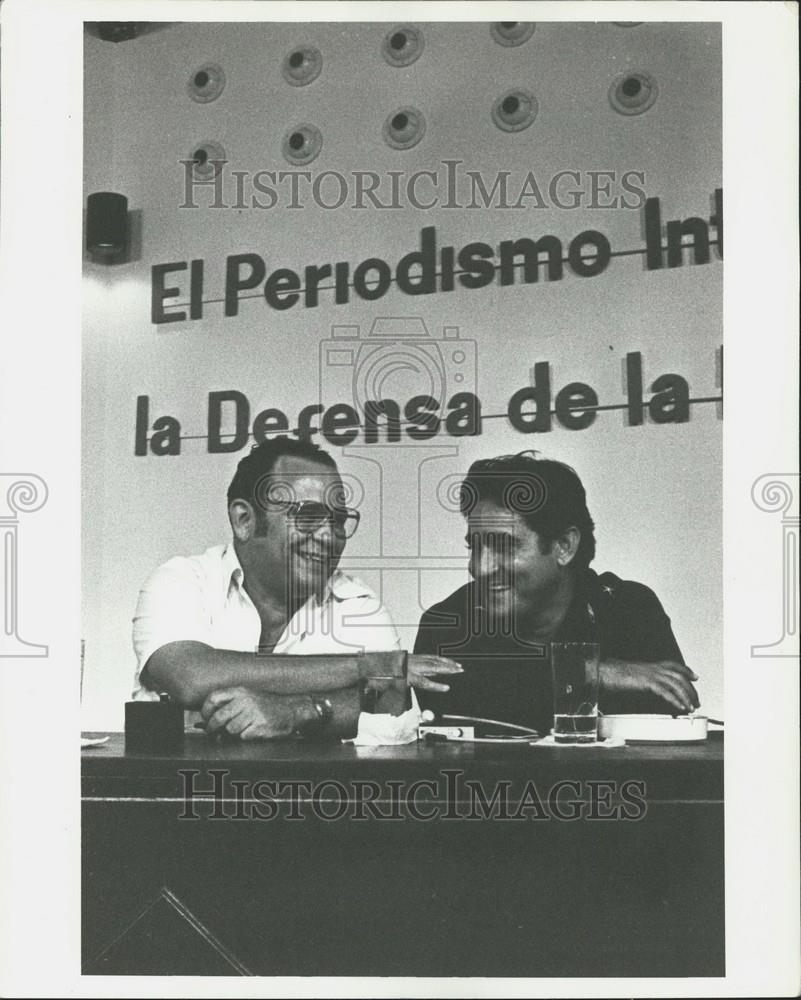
598, 714, 708, 743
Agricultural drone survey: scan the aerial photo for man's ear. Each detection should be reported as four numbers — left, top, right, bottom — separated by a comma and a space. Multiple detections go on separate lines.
553, 527, 581, 567
228, 499, 258, 542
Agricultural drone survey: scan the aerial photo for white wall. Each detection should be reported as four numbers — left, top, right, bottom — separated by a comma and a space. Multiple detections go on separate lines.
82, 21, 722, 729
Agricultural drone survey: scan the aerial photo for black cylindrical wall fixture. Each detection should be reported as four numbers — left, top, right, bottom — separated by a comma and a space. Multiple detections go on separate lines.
86, 191, 129, 263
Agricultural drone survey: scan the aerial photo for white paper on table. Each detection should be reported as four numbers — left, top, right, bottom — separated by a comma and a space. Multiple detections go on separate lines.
529, 735, 626, 748
343, 705, 422, 746
81, 736, 109, 749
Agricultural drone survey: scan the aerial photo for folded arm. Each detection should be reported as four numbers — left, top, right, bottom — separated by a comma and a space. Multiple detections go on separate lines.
133, 557, 460, 736
196, 685, 363, 740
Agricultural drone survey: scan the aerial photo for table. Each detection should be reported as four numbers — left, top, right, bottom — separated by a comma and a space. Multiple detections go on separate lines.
82, 732, 724, 977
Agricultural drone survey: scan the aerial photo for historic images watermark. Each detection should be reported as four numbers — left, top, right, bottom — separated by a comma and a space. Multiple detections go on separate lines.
177, 768, 648, 822
750, 474, 799, 658
179, 159, 648, 212
0, 473, 49, 657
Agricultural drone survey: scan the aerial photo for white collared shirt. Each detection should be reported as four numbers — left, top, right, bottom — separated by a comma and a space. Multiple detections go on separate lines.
132, 543, 401, 698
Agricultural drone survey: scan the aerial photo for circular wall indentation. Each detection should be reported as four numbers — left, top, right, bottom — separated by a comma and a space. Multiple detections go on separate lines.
282, 123, 323, 165
381, 25, 424, 67
281, 45, 323, 86
609, 70, 658, 115
188, 140, 227, 178
187, 63, 226, 103
491, 89, 538, 132
383, 106, 426, 150
490, 22, 536, 47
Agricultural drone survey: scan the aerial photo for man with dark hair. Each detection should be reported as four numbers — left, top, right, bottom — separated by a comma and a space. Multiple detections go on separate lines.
133, 436, 460, 741
414, 451, 698, 735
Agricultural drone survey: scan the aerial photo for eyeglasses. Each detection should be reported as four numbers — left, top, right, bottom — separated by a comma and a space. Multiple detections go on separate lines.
265, 499, 361, 539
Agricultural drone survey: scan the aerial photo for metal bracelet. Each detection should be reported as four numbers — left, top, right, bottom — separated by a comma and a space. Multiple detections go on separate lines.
312, 696, 334, 724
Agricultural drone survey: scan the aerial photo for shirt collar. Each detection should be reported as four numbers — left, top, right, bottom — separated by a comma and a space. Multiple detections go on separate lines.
326, 569, 374, 602
222, 542, 245, 593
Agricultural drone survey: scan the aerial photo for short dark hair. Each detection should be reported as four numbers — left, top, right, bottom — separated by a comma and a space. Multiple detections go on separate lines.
459, 450, 596, 568
227, 436, 339, 516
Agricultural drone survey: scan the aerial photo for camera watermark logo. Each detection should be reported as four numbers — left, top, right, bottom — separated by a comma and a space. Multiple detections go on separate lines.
316, 316, 478, 632
0, 473, 49, 657
751, 474, 799, 658
319, 317, 476, 425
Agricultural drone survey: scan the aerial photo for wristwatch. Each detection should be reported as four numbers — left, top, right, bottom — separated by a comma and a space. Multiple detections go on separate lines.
311, 695, 334, 725
357, 650, 409, 681
296, 695, 334, 738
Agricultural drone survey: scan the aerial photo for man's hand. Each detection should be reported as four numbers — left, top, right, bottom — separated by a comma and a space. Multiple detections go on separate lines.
406, 655, 463, 693
199, 687, 304, 741
599, 659, 700, 714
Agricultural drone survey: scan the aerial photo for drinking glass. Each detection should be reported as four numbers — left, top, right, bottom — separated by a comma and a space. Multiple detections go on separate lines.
550, 642, 600, 744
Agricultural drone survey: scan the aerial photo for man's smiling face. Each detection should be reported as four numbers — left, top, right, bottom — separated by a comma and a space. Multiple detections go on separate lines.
466, 499, 563, 625
251, 454, 348, 602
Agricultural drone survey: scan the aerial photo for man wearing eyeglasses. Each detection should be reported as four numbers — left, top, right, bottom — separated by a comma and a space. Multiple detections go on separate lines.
132, 436, 461, 741
413, 451, 699, 736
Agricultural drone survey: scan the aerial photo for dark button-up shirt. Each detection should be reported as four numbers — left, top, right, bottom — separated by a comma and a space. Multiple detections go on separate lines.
413, 569, 685, 734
